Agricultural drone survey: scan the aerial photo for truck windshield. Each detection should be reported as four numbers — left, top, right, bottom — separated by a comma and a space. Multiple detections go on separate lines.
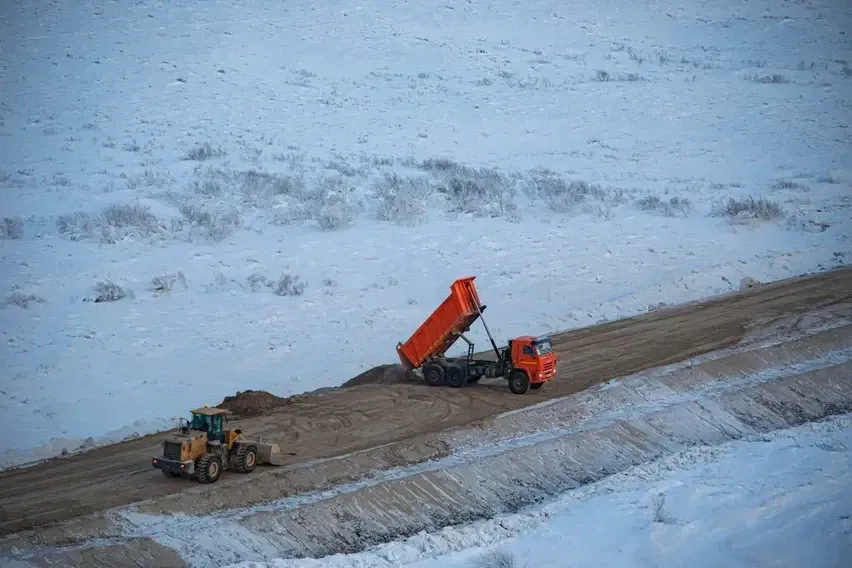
533, 339, 553, 355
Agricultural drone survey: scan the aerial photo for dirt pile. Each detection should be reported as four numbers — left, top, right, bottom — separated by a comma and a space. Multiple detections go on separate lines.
341, 364, 419, 387
217, 390, 291, 417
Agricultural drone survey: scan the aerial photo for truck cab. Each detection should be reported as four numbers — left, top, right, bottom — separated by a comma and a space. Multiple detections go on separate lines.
507, 335, 557, 389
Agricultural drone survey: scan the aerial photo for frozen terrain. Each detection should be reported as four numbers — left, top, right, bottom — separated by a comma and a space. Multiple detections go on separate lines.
3, 318, 850, 567
228, 412, 852, 568
1, 0, 851, 467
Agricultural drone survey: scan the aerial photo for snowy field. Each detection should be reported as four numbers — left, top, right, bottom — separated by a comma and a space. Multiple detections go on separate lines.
228, 412, 852, 568
1, 0, 851, 467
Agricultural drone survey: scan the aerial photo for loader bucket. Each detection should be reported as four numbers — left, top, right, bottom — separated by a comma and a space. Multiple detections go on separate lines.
256, 442, 285, 466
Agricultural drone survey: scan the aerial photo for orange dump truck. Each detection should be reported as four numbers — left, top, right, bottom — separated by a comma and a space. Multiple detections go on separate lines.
397, 276, 557, 394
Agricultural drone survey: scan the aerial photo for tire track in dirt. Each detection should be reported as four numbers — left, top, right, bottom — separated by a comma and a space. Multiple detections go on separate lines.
0, 267, 849, 540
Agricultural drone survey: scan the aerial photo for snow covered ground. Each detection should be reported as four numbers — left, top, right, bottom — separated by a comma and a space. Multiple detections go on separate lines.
1, 0, 850, 467
227, 412, 852, 568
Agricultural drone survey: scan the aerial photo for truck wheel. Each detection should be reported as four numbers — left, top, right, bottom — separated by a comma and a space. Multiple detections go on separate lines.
423, 364, 444, 386
445, 366, 465, 388
530, 382, 543, 390
508, 371, 530, 395
234, 444, 258, 473
195, 453, 222, 483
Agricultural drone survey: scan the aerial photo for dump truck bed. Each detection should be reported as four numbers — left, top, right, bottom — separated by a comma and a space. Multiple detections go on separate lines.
397, 276, 483, 371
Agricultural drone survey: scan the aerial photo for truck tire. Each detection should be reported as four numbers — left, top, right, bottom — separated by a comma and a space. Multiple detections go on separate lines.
195, 453, 222, 483
508, 371, 530, 395
445, 366, 465, 388
423, 364, 444, 386
234, 444, 258, 473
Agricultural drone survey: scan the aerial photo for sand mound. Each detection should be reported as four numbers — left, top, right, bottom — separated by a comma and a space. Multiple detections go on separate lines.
341, 364, 419, 387
217, 389, 291, 417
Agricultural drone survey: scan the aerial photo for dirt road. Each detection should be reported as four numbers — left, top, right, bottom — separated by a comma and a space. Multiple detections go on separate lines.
1, 266, 850, 538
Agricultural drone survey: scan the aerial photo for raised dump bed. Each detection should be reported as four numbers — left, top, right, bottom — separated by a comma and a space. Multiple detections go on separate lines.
396, 276, 482, 371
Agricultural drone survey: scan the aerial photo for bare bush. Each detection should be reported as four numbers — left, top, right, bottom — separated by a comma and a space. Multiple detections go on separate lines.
182, 142, 226, 161
1, 216, 24, 239
174, 202, 242, 242
273, 273, 306, 296
2, 292, 46, 308
744, 73, 789, 84
100, 203, 161, 243
149, 272, 188, 294
205, 273, 242, 294
246, 272, 272, 292
56, 212, 100, 241
57, 203, 163, 243
710, 197, 784, 221
417, 157, 463, 172
300, 176, 359, 230
269, 201, 312, 225
92, 280, 133, 303
192, 179, 224, 197
772, 180, 807, 190
237, 169, 306, 207
635, 195, 692, 217
373, 173, 426, 226
469, 549, 518, 568
317, 201, 355, 231
523, 169, 622, 214
651, 492, 674, 524
595, 70, 642, 82
419, 160, 518, 219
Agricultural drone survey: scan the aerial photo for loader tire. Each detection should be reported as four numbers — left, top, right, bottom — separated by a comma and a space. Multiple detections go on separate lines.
195, 453, 222, 483
423, 364, 444, 387
445, 366, 466, 388
234, 444, 258, 474
508, 371, 530, 395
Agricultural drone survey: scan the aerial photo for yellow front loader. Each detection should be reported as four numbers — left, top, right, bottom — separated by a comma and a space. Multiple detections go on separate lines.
151, 406, 283, 483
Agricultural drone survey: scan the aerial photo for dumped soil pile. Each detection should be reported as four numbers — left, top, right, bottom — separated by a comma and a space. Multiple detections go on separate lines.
217, 390, 291, 417
342, 364, 419, 387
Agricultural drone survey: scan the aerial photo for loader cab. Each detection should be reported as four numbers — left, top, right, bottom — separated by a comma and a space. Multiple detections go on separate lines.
188, 407, 227, 443
509, 335, 557, 385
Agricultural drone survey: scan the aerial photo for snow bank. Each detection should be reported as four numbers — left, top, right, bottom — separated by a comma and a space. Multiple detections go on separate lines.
228, 412, 852, 568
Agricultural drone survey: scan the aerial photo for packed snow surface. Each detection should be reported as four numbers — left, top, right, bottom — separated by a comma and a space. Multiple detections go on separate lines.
226, 413, 852, 568
1, 0, 850, 467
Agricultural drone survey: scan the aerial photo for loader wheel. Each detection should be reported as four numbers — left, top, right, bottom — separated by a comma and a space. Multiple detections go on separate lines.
445, 366, 465, 388
508, 371, 530, 395
530, 382, 543, 390
234, 444, 258, 473
195, 453, 222, 483
423, 364, 444, 387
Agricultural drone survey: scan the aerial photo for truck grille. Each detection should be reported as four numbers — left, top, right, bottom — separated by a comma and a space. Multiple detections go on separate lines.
543, 360, 555, 374
163, 441, 183, 461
